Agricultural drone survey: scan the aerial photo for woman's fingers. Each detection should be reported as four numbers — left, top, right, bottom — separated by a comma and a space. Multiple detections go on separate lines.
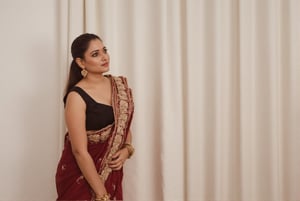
109, 160, 123, 170
112, 151, 120, 159
108, 148, 129, 170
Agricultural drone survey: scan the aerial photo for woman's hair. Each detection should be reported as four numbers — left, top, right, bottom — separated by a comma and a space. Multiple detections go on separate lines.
64, 33, 102, 101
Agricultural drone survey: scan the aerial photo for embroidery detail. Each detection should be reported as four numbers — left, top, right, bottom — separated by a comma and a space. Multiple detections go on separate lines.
99, 76, 134, 181
86, 124, 113, 143
76, 175, 84, 184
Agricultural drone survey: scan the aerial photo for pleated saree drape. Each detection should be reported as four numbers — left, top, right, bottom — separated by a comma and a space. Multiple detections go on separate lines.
57, 0, 300, 200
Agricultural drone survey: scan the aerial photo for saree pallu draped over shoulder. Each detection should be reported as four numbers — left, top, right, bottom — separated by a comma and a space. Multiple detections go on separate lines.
56, 75, 134, 201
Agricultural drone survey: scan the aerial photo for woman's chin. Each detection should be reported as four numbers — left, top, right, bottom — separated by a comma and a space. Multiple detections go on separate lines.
99, 66, 109, 72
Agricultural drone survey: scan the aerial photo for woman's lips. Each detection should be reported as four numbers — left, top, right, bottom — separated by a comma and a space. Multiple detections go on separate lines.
101, 62, 109, 67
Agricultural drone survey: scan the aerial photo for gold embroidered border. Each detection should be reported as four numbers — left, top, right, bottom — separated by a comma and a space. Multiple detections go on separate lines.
86, 124, 114, 143
99, 76, 134, 181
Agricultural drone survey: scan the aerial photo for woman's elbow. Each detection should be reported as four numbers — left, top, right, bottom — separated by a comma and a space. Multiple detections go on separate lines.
71, 147, 88, 158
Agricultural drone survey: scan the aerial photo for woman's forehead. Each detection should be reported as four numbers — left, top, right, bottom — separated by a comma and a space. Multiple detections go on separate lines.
87, 39, 104, 50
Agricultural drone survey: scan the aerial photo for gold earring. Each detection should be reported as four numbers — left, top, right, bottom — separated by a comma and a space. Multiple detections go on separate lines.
81, 68, 88, 78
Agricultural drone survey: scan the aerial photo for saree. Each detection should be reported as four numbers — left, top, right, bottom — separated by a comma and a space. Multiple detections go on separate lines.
56, 75, 134, 201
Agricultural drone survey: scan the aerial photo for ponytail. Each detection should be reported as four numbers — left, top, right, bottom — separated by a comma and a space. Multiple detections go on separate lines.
63, 60, 83, 103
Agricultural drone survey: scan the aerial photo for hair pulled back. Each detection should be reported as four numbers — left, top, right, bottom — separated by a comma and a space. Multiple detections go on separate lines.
64, 33, 102, 100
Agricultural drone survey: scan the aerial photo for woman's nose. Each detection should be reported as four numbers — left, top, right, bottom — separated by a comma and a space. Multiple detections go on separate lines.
101, 55, 107, 61
102, 53, 109, 61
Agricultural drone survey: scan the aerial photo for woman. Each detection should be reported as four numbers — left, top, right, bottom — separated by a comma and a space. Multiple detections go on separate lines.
56, 33, 134, 201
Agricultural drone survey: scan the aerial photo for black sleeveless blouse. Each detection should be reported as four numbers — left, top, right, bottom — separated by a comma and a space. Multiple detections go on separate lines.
64, 86, 114, 131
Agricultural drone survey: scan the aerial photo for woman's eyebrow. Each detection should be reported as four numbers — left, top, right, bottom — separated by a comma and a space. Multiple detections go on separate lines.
90, 49, 99, 54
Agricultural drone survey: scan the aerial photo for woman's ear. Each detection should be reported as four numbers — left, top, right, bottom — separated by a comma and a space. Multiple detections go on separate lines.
75, 58, 85, 69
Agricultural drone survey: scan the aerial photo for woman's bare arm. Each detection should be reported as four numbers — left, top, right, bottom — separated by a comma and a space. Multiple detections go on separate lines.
65, 91, 107, 197
125, 129, 132, 144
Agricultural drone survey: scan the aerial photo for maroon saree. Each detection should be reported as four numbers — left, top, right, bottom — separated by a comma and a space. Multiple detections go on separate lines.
56, 76, 134, 201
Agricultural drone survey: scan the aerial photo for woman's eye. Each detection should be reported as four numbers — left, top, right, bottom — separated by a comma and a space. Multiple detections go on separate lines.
104, 48, 108, 53
92, 53, 98, 57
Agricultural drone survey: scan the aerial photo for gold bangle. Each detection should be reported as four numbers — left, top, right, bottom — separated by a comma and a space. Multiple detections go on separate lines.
123, 143, 135, 158
95, 193, 110, 201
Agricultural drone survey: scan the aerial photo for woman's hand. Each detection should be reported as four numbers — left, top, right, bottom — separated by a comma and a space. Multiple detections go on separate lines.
108, 148, 129, 170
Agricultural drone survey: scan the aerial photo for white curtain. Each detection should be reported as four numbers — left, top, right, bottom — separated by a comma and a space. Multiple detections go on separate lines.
58, 0, 300, 200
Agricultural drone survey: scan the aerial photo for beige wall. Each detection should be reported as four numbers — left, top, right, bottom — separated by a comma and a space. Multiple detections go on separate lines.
0, 0, 60, 200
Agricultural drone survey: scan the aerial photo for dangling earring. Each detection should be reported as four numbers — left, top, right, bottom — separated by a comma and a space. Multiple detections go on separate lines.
81, 68, 88, 78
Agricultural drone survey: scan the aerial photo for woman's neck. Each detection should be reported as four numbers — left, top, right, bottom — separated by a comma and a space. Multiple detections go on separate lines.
85, 73, 107, 85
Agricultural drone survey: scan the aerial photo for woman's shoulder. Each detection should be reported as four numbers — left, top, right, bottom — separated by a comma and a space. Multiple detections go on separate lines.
64, 90, 86, 109
63, 86, 88, 105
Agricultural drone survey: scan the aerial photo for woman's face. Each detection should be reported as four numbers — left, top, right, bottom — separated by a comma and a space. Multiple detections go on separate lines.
81, 39, 110, 74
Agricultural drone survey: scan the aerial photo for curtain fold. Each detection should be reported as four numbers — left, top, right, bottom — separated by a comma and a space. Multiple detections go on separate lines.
59, 0, 300, 200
